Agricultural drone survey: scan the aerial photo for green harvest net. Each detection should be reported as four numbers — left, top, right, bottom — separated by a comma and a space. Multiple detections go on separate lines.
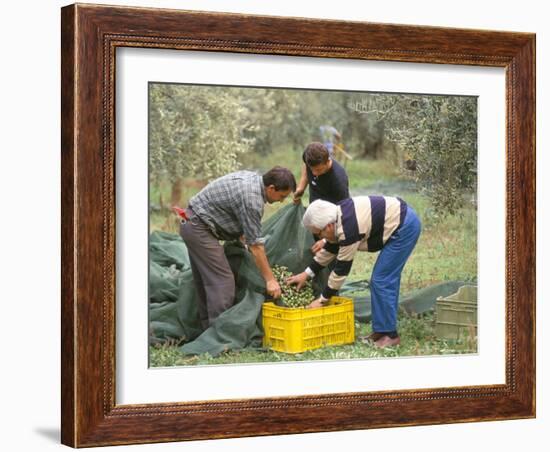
149, 203, 467, 357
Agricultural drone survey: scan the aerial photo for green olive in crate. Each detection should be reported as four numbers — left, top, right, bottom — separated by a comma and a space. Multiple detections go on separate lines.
272, 265, 314, 308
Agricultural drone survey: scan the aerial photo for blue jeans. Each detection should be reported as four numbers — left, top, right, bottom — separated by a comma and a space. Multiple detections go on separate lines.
370, 206, 421, 334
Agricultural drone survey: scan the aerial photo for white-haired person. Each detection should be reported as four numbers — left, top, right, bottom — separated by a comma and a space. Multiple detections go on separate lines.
287, 196, 421, 348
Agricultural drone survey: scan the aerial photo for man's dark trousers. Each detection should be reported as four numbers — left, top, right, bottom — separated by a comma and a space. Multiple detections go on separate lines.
179, 210, 235, 330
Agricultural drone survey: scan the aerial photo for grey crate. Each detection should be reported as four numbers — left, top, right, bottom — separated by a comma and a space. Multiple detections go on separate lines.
435, 285, 477, 340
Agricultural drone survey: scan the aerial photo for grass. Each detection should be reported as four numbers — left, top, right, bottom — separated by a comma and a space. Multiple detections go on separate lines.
149, 309, 477, 367
347, 193, 477, 293
149, 146, 478, 366
345, 157, 401, 190
237, 143, 304, 175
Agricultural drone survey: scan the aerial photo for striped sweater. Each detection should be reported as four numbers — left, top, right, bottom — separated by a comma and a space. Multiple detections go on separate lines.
307, 196, 407, 299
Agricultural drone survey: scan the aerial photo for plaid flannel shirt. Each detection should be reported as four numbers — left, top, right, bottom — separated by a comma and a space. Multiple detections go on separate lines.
189, 171, 267, 245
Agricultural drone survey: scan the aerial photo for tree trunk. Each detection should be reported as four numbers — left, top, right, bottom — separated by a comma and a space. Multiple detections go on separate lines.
159, 190, 165, 210
170, 178, 183, 206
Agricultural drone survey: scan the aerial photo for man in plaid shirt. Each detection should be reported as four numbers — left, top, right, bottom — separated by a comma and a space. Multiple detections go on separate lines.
180, 166, 296, 329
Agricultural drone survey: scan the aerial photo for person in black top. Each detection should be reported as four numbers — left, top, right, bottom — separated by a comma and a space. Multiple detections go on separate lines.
293, 142, 350, 253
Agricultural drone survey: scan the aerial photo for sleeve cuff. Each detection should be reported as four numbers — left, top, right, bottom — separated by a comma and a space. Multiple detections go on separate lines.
305, 267, 315, 278
309, 260, 324, 275
247, 236, 266, 246
321, 286, 339, 300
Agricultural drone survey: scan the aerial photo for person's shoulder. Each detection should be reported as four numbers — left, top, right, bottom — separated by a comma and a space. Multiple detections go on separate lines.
248, 170, 263, 185
229, 170, 259, 180
241, 171, 264, 195
232, 170, 253, 176
331, 159, 345, 172
330, 160, 349, 179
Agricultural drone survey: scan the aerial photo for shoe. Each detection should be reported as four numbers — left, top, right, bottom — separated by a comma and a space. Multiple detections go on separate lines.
358, 332, 386, 344
373, 335, 401, 348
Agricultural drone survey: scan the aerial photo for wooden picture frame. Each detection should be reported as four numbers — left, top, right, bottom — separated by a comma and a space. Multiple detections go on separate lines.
61, 3, 535, 447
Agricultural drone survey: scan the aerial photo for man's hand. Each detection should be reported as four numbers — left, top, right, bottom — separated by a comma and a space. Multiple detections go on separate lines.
266, 279, 281, 299
307, 297, 326, 309
292, 189, 304, 205
293, 164, 308, 205
249, 244, 280, 298
311, 239, 326, 254
286, 272, 308, 290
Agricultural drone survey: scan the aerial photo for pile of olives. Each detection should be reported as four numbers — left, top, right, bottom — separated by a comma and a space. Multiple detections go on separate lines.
272, 265, 315, 308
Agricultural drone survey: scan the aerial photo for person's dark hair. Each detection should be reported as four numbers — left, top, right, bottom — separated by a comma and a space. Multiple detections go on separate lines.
262, 166, 296, 192
304, 142, 330, 167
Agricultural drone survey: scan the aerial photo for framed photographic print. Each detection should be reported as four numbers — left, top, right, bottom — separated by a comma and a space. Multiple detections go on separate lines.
61, 3, 535, 447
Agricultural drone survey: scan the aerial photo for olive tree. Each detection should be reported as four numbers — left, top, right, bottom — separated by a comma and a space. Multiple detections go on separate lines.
149, 84, 254, 204
374, 94, 477, 216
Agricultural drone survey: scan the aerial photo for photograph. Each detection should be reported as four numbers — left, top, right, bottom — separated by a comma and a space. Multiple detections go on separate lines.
147, 82, 479, 367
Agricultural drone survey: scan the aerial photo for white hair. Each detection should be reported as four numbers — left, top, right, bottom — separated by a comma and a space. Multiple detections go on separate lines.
302, 199, 338, 232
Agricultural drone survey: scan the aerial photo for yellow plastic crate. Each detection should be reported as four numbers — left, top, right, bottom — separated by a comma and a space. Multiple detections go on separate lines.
262, 296, 355, 353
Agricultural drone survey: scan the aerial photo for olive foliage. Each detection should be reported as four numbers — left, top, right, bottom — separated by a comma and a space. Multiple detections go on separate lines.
149, 84, 253, 184
371, 94, 478, 216
149, 83, 477, 216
